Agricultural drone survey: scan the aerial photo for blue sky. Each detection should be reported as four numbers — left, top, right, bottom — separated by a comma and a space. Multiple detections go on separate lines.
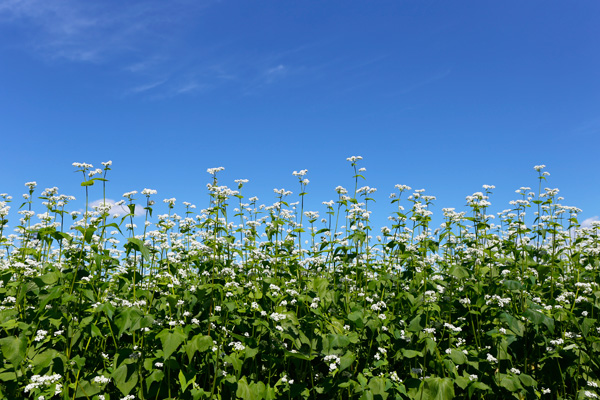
1, 0, 599, 231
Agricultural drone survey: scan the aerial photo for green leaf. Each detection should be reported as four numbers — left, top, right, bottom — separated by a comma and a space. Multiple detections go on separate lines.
522, 309, 554, 333
420, 377, 455, 400
184, 334, 213, 360
467, 381, 491, 397
38, 286, 63, 310
518, 373, 536, 387
81, 180, 95, 187
368, 376, 388, 399
449, 265, 470, 280
455, 376, 469, 390
95, 302, 116, 319
581, 318, 596, 337
31, 349, 58, 373
145, 369, 165, 387
323, 334, 351, 352
157, 327, 187, 359
251, 381, 269, 399
84, 226, 96, 244
499, 312, 525, 336
90, 324, 103, 338
101, 222, 123, 235
245, 346, 259, 359
112, 363, 139, 396
499, 375, 522, 392
51, 231, 72, 243
284, 350, 314, 361
236, 376, 253, 399
114, 307, 144, 336
348, 311, 364, 329
126, 237, 150, 261
407, 314, 424, 332
448, 349, 467, 365
0, 335, 26, 367
312, 277, 329, 299
339, 351, 355, 372
39, 271, 60, 286
74, 379, 102, 398
402, 349, 422, 359
503, 280, 523, 291
179, 369, 196, 392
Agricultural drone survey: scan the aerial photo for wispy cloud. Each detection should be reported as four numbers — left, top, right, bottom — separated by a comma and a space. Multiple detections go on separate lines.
0, 0, 210, 63
581, 216, 600, 229
175, 81, 205, 94
571, 117, 600, 138
241, 64, 293, 95
0, 1, 332, 98
396, 69, 452, 95
128, 80, 168, 94
264, 64, 287, 82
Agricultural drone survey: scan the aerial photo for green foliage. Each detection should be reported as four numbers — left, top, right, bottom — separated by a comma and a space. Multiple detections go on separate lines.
0, 161, 598, 399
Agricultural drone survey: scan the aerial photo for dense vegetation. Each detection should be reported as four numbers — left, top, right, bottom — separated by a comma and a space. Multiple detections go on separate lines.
1, 158, 599, 399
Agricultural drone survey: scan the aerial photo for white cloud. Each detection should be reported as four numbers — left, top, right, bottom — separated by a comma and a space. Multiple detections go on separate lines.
581, 216, 599, 229
266, 64, 286, 75
0, 0, 209, 63
175, 81, 205, 94
0, 1, 315, 97
128, 80, 168, 94
88, 198, 145, 218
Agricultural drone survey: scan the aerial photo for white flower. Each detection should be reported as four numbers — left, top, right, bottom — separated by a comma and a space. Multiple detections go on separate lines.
486, 353, 498, 363
34, 330, 48, 342
207, 167, 225, 175
92, 376, 111, 384
270, 312, 286, 322
324, 354, 341, 372
444, 323, 462, 333
229, 341, 246, 351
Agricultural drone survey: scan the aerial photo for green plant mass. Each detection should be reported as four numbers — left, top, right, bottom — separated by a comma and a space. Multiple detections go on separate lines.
0, 159, 599, 400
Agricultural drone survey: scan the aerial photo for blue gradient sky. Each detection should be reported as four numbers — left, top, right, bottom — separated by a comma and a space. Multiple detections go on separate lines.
1, 1, 599, 231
